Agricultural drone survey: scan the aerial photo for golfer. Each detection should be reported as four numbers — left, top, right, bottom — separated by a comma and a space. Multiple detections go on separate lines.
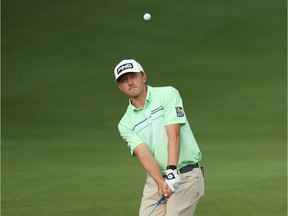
114, 59, 204, 216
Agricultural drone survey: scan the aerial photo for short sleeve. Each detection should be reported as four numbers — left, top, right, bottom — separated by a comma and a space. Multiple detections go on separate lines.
118, 122, 144, 156
163, 87, 187, 126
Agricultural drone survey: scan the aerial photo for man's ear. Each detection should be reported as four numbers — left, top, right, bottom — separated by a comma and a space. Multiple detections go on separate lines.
142, 72, 147, 83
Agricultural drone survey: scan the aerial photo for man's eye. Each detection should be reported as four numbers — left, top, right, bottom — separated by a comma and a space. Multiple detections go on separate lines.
118, 77, 125, 83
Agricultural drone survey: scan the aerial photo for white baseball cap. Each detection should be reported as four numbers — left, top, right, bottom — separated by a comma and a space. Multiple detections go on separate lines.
114, 59, 144, 81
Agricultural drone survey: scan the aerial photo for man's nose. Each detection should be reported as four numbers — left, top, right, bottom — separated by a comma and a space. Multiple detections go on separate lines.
127, 76, 133, 84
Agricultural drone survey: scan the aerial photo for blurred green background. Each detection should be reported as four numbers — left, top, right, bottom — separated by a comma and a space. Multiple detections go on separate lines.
2, 0, 286, 215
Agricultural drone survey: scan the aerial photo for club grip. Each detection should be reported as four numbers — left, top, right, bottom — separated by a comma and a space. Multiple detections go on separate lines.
156, 195, 165, 205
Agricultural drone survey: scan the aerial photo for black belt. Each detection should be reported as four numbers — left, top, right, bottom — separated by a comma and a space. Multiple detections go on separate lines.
163, 163, 199, 177
179, 163, 199, 174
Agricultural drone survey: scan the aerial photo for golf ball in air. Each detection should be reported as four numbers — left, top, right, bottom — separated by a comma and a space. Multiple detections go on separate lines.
143, 13, 151, 21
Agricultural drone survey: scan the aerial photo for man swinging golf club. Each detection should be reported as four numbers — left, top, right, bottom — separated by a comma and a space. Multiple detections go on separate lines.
114, 59, 204, 216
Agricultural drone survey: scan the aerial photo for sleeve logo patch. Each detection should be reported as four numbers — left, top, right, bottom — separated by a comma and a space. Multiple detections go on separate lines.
175, 106, 184, 117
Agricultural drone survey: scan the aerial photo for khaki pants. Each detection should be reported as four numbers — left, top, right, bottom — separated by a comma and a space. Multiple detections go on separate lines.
139, 167, 204, 216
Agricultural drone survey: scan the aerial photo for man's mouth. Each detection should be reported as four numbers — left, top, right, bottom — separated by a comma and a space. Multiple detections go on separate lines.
129, 86, 137, 90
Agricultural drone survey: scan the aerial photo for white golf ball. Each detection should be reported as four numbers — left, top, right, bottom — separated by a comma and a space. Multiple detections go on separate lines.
143, 13, 151, 21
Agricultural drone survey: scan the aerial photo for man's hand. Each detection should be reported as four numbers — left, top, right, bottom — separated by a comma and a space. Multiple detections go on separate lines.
157, 180, 172, 198
165, 169, 180, 193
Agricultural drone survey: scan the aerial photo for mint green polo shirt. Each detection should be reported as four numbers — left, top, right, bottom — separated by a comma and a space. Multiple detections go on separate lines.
118, 85, 202, 174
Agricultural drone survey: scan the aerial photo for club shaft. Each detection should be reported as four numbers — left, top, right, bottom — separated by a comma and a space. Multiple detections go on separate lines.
147, 204, 158, 216
147, 195, 165, 216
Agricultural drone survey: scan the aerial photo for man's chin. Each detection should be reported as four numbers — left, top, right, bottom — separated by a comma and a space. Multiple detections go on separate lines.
129, 91, 140, 98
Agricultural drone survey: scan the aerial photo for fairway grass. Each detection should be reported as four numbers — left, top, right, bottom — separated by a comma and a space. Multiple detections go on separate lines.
2, 0, 286, 215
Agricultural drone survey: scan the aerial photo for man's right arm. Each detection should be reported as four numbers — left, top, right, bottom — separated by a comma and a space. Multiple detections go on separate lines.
134, 143, 172, 198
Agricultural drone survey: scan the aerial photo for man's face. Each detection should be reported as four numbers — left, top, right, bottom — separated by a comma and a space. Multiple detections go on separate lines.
117, 72, 147, 98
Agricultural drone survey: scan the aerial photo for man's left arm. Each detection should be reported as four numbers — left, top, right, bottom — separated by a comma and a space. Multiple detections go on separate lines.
166, 124, 181, 166
163, 87, 185, 192
165, 124, 181, 193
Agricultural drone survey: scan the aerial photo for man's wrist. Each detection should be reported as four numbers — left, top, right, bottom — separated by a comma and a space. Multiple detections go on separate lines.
166, 165, 177, 170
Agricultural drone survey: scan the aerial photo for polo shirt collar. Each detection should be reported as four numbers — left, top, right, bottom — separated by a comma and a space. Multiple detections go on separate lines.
129, 85, 152, 111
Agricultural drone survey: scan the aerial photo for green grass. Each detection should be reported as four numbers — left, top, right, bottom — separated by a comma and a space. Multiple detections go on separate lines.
2, 0, 286, 215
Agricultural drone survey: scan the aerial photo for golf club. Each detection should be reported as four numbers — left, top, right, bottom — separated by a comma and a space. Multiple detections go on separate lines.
147, 195, 165, 216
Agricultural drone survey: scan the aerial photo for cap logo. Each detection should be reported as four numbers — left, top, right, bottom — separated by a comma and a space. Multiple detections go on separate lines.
117, 63, 134, 74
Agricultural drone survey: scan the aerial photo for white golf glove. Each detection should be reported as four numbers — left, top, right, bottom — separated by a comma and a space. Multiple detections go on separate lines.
165, 169, 180, 193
